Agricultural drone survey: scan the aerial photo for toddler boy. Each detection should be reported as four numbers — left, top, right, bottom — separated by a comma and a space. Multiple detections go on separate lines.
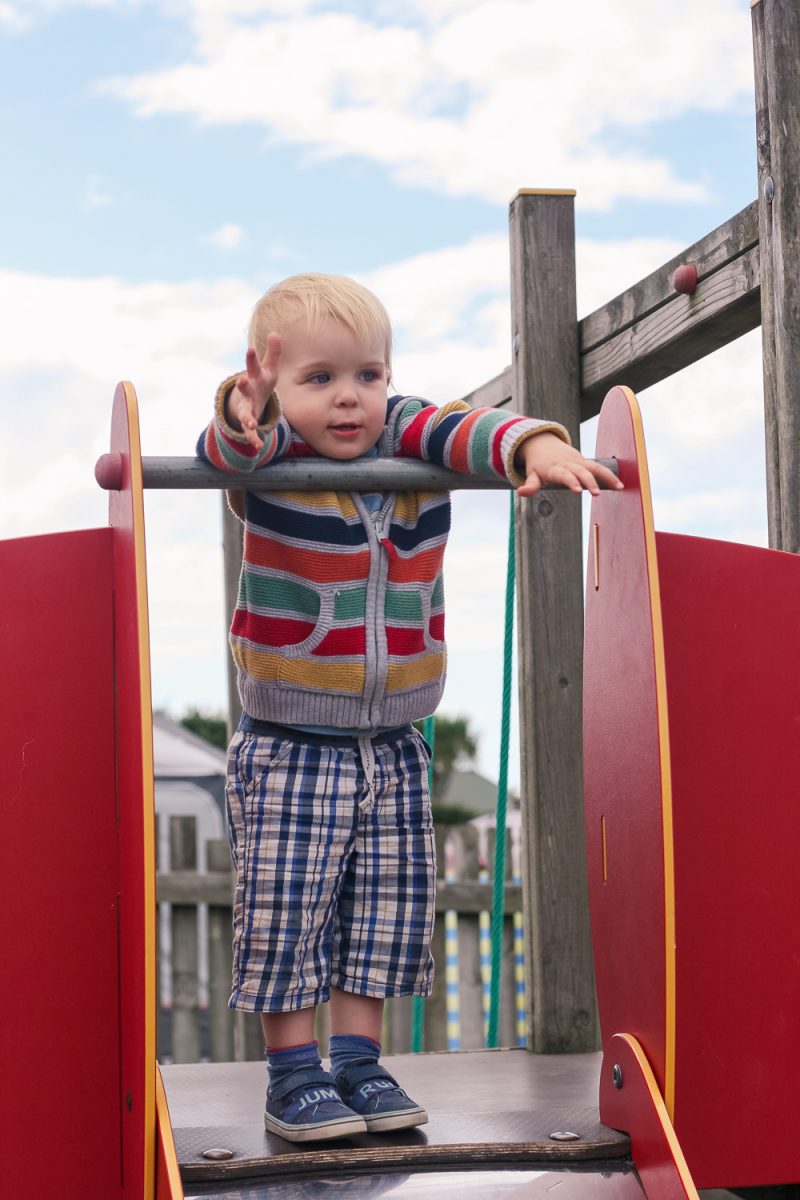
198, 273, 620, 1142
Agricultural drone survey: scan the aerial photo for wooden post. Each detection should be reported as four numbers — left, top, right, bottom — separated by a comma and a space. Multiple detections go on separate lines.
170, 816, 200, 1063
509, 190, 598, 1053
221, 495, 243, 739
751, 0, 800, 553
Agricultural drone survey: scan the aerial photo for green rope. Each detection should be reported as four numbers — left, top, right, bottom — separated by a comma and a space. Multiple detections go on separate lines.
410, 713, 437, 1053
487, 491, 516, 1048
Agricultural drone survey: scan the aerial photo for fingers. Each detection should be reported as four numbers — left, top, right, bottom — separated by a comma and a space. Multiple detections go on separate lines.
245, 346, 261, 378
592, 462, 624, 490
516, 470, 542, 496
230, 379, 265, 449
261, 332, 282, 375
518, 458, 623, 496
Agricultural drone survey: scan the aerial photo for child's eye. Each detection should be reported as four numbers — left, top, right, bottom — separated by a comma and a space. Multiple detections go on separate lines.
359, 369, 382, 382
308, 372, 331, 384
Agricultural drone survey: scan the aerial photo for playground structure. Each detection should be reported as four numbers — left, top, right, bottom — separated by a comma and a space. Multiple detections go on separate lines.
3, 1, 800, 1195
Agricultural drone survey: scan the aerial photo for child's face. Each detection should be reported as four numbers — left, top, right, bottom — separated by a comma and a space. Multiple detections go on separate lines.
274, 318, 389, 459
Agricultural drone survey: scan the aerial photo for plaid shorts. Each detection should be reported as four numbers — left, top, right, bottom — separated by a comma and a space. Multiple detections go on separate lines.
225, 719, 437, 1012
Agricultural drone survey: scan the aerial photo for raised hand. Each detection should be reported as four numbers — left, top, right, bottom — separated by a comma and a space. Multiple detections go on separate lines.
228, 333, 282, 449
516, 432, 623, 497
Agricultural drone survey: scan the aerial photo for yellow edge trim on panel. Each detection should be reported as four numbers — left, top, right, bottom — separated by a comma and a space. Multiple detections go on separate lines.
621, 386, 676, 1122
617, 1035, 698, 1199
123, 381, 157, 1197
156, 1066, 185, 1199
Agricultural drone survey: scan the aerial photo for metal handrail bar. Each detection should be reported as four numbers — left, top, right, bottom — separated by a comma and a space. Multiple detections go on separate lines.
95, 454, 619, 492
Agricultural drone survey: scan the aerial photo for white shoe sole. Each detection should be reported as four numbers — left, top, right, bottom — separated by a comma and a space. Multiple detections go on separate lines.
264, 1111, 367, 1142
362, 1106, 429, 1133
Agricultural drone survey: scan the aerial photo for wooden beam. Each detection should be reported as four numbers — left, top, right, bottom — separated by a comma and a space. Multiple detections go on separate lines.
509, 190, 598, 1054
458, 366, 513, 411
579, 201, 759, 353
579, 204, 761, 417
752, 0, 800, 552
579, 244, 760, 418
457, 204, 762, 421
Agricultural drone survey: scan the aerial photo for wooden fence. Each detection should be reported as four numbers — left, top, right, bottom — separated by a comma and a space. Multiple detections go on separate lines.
156, 814, 524, 1064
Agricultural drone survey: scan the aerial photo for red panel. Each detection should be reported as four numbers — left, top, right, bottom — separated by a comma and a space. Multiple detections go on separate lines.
658, 532, 800, 1188
586, 387, 800, 1190
600, 1035, 698, 1200
0, 528, 122, 1198
584, 388, 670, 1097
109, 382, 157, 1199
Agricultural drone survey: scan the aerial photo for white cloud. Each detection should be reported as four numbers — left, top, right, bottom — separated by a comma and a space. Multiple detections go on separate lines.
99, 0, 753, 208
203, 221, 244, 249
0, 227, 767, 783
0, 3, 29, 32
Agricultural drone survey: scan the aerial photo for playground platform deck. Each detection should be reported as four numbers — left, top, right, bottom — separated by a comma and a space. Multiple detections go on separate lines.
162, 1048, 632, 1190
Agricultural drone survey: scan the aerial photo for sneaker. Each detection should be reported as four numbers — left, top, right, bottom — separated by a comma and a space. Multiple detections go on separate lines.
264, 1067, 367, 1142
334, 1062, 429, 1133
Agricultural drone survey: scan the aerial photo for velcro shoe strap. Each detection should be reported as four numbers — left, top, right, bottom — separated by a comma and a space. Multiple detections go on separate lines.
270, 1068, 342, 1103
336, 1061, 399, 1091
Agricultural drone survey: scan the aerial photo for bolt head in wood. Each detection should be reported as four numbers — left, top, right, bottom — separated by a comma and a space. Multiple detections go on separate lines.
764, 175, 775, 203
550, 1130, 581, 1141
612, 1063, 623, 1088
202, 1148, 234, 1160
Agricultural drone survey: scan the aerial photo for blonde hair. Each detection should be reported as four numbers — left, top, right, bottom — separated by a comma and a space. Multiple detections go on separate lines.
248, 273, 393, 379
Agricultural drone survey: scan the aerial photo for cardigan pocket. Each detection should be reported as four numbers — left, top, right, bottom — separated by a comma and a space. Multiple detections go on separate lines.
272, 587, 335, 657
422, 576, 446, 653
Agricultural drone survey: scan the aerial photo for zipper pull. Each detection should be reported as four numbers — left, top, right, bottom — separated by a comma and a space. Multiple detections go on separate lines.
370, 509, 396, 558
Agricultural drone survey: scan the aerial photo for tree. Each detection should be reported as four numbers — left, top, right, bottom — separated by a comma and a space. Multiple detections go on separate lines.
414, 713, 479, 823
180, 708, 228, 751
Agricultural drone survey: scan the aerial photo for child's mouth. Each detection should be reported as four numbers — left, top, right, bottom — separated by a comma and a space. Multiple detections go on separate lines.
330, 424, 361, 436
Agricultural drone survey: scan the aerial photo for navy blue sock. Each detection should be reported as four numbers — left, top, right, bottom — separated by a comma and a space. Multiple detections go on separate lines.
265, 1040, 322, 1092
328, 1033, 381, 1080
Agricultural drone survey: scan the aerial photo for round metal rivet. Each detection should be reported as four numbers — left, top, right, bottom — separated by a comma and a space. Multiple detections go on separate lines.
513, 333, 520, 355
538, 498, 554, 517
764, 175, 775, 203
202, 1148, 234, 1161
612, 1064, 623, 1089
550, 1131, 581, 1142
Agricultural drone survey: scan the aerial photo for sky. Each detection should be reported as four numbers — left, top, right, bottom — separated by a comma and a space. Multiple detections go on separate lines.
0, 0, 764, 788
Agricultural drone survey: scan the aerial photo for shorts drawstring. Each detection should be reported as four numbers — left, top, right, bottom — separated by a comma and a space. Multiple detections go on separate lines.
356, 735, 378, 814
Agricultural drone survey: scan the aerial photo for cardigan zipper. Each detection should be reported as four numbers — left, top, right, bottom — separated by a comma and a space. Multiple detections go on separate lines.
361, 495, 394, 725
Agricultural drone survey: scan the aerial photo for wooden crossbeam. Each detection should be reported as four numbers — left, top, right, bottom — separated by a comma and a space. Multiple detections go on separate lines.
458, 203, 762, 421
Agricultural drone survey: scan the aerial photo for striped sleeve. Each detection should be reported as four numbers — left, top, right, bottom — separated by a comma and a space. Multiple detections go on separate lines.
391, 396, 571, 486
197, 373, 291, 474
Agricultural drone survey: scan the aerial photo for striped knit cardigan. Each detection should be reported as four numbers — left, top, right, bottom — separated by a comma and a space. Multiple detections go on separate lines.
198, 380, 568, 730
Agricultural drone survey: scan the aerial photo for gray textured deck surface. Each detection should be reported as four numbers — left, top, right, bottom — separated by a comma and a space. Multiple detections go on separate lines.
162, 1049, 630, 1184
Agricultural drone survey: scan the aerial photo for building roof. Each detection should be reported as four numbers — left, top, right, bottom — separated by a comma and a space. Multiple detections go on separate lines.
152, 712, 227, 779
